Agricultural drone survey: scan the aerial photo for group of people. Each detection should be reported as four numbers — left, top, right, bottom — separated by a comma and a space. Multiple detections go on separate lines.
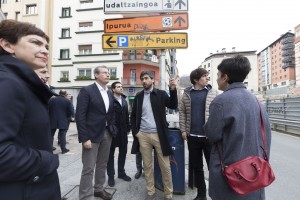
0, 19, 272, 200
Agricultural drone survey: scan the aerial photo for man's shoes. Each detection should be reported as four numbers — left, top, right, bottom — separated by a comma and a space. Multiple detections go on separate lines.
94, 190, 112, 200
118, 174, 131, 181
135, 170, 142, 179
61, 149, 70, 154
108, 177, 115, 187
193, 195, 207, 200
144, 194, 156, 200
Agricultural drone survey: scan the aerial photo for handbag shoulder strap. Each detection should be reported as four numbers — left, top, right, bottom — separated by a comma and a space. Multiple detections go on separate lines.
256, 98, 269, 161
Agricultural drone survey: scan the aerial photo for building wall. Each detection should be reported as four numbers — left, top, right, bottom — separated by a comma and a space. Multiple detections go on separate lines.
201, 52, 258, 93
295, 24, 300, 86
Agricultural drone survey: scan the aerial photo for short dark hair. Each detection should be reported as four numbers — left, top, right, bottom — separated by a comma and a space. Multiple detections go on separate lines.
140, 70, 154, 80
111, 81, 121, 90
190, 68, 208, 85
217, 55, 251, 84
59, 90, 67, 96
0, 20, 49, 55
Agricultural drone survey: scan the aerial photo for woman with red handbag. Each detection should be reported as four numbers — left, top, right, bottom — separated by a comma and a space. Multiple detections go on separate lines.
204, 55, 273, 200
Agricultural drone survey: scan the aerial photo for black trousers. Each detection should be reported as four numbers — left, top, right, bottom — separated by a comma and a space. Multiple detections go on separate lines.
107, 142, 128, 178
187, 136, 211, 197
136, 151, 143, 171
51, 129, 67, 151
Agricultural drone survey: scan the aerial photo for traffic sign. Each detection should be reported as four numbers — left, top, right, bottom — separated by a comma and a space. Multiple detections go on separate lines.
104, 0, 188, 14
104, 13, 188, 33
102, 33, 188, 50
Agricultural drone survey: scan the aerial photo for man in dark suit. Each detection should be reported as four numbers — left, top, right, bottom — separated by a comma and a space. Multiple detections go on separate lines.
76, 66, 116, 200
49, 90, 73, 154
107, 81, 131, 187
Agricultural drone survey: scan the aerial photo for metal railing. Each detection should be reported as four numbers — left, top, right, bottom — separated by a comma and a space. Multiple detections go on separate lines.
266, 97, 300, 135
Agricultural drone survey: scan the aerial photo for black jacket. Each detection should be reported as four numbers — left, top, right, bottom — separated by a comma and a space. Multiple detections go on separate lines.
131, 87, 178, 156
111, 95, 130, 147
49, 95, 73, 129
76, 83, 116, 143
0, 55, 61, 200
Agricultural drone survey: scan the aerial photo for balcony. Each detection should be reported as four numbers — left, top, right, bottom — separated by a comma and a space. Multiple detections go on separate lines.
122, 53, 159, 62
121, 77, 159, 86
281, 43, 295, 50
282, 56, 294, 63
281, 49, 295, 56
281, 36, 294, 45
282, 62, 295, 69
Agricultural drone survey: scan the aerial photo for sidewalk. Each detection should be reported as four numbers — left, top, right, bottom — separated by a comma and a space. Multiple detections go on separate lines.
55, 123, 210, 200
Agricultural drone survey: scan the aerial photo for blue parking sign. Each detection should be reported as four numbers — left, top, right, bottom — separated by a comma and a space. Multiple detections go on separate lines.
118, 36, 128, 47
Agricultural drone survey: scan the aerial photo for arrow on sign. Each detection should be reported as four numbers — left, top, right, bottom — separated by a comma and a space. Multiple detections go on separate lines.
174, 16, 186, 27
106, 36, 116, 47
175, 0, 186, 9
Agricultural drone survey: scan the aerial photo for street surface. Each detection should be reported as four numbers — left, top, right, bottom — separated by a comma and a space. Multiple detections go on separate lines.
56, 123, 300, 200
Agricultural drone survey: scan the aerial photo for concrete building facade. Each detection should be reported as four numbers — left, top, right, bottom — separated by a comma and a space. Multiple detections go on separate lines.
201, 50, 258, 93
295, 24, 300, 86
257, 32, 296, 95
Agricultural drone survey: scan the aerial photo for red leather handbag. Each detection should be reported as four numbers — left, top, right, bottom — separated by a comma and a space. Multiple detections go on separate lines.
217, 100, 275, 196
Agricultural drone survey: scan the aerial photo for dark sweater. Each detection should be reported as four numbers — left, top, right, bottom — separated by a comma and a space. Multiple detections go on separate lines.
190, 89, 208, 136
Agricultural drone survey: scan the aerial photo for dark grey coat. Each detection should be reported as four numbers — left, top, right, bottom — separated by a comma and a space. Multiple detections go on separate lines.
204, 83, 272, 200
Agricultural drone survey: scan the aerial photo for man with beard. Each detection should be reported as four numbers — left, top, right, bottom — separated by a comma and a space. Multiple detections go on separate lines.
131, 71, 177, 200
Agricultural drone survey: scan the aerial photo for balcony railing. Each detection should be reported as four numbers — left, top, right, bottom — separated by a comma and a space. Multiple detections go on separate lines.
281, 36, 294, 45
282, 49, 295, 56
281, 43, 295, 50
282, 56, 295, 63
282, 62, 295, 69
122, 54, 159, 62
121, 77, 159, 86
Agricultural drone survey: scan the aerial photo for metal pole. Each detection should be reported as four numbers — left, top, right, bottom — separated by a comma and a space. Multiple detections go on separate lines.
159, 49, 166, 90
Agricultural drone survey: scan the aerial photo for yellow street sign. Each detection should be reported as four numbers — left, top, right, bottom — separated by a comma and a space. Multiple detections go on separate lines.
102, 33, 188, 50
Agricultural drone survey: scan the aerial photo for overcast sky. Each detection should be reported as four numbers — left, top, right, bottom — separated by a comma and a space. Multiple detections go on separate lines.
176, 0, 300, 75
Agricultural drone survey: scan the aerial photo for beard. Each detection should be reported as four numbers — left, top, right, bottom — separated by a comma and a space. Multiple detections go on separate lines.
143, 83, 152, 90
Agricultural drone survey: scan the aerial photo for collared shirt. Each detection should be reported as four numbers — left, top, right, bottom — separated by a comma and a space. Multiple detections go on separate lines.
95, 81, 109, 112
190, 85, 208, 91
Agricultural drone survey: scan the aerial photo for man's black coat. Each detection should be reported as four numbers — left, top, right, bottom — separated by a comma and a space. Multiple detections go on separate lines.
130, 87, 178, 156
49, 95, 73, 130
0, 55, 61, 200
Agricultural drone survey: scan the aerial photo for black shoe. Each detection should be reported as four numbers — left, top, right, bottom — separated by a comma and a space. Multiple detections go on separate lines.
193, 195, 207, 200
61, 149, 69, 154
118, 174, 131, 181
52, 147, 56, 151
135, 170, 142, 179
108, 177, 115, 187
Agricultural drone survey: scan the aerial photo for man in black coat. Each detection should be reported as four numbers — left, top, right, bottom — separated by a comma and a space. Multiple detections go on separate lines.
130, 71, 177, 200
49, 90, 73, 154
107, 81, 131, 187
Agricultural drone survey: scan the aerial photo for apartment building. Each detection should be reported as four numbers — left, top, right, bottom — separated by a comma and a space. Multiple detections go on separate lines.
295, 24, 300, 86
257, 32, 295, 94
201, 49, 258, 93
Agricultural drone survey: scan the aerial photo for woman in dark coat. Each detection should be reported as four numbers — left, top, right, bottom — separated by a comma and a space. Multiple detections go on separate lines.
0, 20, 61, 200
204, 55, 272, 200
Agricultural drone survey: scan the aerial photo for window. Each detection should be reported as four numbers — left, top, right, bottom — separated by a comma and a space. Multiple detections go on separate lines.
3, 12, 8, 18
1, 0, 7, 4
79, 22, 93, 31
130, 69, 136, 84
26, 4, 37, 15
78, 69, 92, 77
103, 50, 117, 53
282, 81, 286, 86
78, 45, 92, 55
60, 71, 69, 81
60, 49, 70, 59
16, 0, 21, 2
15, 12, 20, 21
108, 68, 117, 78
62, 7, 71, 17
61, 28, 70, 38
